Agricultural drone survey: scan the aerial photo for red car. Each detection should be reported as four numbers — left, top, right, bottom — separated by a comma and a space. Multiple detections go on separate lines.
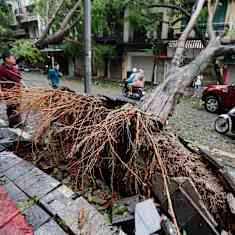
202, 83, 235, 113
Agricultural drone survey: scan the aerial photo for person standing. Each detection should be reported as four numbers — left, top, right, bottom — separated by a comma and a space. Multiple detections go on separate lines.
0, 51, 22, 128
193, 74, 203, 98
48, 63, 62, 89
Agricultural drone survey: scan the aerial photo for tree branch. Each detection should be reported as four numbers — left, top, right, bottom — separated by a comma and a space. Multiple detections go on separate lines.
36, 0, 65, 47
38, 0, 82, 47
59, 0, 82, 30
207, 0, 219, 40
171, 0, 206, 67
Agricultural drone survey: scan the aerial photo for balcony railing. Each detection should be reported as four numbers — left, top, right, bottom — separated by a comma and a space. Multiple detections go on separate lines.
94, 31, 123, 42
20, 14, 38, 23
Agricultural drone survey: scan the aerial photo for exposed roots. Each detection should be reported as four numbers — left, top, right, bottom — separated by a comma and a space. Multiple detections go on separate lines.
1, 88, 228, 228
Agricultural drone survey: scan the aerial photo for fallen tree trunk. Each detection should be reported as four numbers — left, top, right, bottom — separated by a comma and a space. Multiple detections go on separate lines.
141, 39, 222, 124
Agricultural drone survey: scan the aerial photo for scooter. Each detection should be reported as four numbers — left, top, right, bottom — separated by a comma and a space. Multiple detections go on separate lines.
122, 82, 144, 100
214, 107, 235, 135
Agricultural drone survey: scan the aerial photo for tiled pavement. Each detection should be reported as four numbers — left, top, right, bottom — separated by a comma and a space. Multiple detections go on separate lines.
0, 151, 117, 235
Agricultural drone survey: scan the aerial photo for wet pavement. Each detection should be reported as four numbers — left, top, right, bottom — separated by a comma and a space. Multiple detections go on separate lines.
167, 98, 235, 154
22, 72, 121, 96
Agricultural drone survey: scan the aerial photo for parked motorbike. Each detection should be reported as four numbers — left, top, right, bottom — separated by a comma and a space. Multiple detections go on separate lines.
214, 107, 235, 135
122, 82, 144, 100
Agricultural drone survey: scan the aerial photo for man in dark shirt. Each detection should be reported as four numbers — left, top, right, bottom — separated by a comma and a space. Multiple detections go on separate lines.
0, 51, 22, 128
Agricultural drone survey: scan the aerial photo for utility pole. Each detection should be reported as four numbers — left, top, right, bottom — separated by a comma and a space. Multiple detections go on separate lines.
84, 0, 92, 94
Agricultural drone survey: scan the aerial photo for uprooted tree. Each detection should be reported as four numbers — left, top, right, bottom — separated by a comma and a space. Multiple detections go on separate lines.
142, 0, 235, 124
2, 1, 235, 233
34, 0, 235, 124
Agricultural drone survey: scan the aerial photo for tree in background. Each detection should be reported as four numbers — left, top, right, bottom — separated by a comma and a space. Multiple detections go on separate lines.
11, 40, 44, 64
0, 0, 14, 51
4, 0, 235, 125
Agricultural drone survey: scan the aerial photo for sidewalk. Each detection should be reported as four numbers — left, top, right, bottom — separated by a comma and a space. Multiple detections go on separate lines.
0, 186, 33, 235
0, 151, 118, 235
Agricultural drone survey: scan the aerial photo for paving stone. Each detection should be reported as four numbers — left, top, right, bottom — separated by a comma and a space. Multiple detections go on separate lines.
5, 160, 34, 181
0, 151, 22, 175
54, 197, 112, 235
34, 219, 67, 235
40, 185, 74, 216
23, 205, 51, 231
0, 118, 8, 127
15, 167, 60, 198
1, 176, 29, 205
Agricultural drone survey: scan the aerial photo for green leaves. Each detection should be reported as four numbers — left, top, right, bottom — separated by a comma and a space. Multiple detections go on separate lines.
0, 0, 13, 34
11, 40, 44, 63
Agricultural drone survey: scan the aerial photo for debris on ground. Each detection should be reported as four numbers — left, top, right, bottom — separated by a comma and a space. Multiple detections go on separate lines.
152, 174, 219, 235
112, 195, 141, 234
1, 88, 235, 235
135, 199, 161, 235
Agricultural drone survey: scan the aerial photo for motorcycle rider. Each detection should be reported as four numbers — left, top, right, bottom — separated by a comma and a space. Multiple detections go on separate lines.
127, 68, 138, 94
127, 68, 145, 95
132, 69, 145, 89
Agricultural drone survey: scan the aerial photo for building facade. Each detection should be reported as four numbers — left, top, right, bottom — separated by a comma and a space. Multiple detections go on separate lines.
6, 0, 42, 40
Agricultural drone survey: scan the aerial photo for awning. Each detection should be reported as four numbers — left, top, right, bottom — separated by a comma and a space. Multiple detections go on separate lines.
168, 40, 205, 49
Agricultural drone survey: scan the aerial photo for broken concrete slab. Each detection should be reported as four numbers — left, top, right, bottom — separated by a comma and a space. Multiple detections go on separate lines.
0, 151, 23, 176
135, 199, 161, 235
34, 219, 67, 235
151, 173, 219, 235
151, 174, 217, 226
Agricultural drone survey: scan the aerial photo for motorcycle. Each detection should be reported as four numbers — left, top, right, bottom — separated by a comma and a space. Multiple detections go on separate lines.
214, 107, 235, 135
122, 82, 144, 100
